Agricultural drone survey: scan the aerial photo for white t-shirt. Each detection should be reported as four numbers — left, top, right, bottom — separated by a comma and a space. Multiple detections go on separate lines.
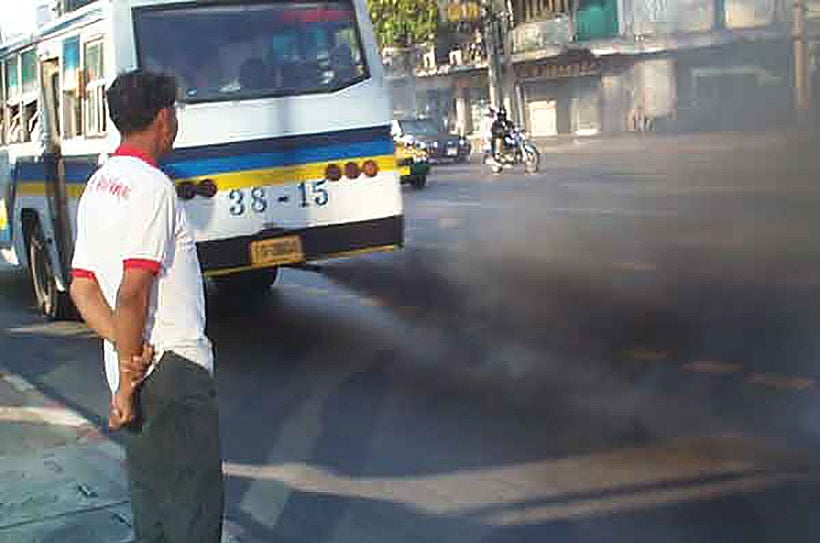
72, 146, 213, 393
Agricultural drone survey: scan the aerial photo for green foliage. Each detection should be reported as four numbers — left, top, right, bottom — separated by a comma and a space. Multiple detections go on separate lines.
367, 0, 439, 48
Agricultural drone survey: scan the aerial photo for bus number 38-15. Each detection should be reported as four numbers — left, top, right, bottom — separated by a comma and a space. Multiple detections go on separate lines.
228, 181, 329, 216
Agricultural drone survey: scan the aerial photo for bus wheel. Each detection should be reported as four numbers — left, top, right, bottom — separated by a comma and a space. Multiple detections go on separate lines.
214, 267, 279, 295
28, 221, 72, 320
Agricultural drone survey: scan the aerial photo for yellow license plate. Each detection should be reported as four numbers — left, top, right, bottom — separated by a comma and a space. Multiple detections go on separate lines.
250, 236, 304, 267
399, 166, 411, 176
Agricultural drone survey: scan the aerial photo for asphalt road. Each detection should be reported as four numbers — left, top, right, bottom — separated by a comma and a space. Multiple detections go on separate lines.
3, 131, 820, 542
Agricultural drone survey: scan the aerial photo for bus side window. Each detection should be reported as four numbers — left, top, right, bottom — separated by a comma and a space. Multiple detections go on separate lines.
0, 57, 6, 145
62, 36, 83, 139
83, 40, 106, 137
20, 49, 38, 143
4, 56, 20, 144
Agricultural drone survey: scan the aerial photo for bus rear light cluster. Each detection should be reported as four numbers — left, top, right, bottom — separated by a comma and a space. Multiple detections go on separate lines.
344, 162, 361, 179
325, 160, 380, 181
325, 163, 343, 182
177, 179, 219, 200
362, 160, 379, 177
197, 179, 219, 198
176, 181, 197, 200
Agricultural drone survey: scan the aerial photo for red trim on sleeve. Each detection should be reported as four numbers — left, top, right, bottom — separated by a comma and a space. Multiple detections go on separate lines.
111, 144, 158, 168
71, 269, 97, 281
123, 259, 162, 275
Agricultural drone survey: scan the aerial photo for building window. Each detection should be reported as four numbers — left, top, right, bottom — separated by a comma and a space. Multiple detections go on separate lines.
83, 40, 106, 136
575, 0, 619, 41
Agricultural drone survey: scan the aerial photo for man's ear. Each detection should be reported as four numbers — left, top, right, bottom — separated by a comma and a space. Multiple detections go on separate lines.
155, 108, 170, 129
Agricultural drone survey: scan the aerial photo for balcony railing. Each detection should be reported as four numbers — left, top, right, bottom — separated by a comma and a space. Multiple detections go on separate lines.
510, 16, 574, 54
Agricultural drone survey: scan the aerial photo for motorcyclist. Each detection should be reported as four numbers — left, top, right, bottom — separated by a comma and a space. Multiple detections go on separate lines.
490, 107, 514, 159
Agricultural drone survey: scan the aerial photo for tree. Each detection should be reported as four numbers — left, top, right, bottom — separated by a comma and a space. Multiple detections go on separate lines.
367, 0, 439, 48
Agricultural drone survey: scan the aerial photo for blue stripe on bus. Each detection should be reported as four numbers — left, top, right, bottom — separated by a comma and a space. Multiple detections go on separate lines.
161, 139, 394, 179
11, 131, 395, 185
14, 160, 96, 184
167, 125, 392, 161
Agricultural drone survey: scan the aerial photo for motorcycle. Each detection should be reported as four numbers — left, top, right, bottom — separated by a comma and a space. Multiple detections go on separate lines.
484, 128, 541, 174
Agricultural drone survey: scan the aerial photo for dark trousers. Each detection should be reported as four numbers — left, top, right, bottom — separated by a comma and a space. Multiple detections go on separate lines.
125, 351, 224, 543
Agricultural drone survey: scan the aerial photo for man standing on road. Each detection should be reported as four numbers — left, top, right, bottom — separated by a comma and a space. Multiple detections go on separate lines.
69, 70, 224, 542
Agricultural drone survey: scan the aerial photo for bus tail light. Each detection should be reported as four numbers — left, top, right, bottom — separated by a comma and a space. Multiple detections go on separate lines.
197, 178, 218, 198
326, 163, 343, 182
362, 160, 379, 177
176, 181, 197, 200
344, 162, 361, 179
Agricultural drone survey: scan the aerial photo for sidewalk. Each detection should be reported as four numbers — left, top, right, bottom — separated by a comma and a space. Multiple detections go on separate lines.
0, 365, 245, 542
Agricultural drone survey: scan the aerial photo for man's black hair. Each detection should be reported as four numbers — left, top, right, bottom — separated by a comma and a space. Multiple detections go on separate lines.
106, 70, 177, 135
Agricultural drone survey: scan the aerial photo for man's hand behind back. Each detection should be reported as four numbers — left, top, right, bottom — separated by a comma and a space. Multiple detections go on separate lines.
109, 342, 155, 430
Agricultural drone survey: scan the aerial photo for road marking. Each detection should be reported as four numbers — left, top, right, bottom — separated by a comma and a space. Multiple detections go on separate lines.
0, 406, 90, 427
0, 248, 18, 266
237, 362, 380, 528
4, 323, 92, 338
484, 472, 807, 526
438, 217, 462, 229
746, 373, 815, 391
2, 373, 36, 392
409, 241, 468, 253
623, 349, 669, 363
612, 261, 658, 272
224, 435, 808, 524
683, 361, 743, 376
415, 200, 680, 218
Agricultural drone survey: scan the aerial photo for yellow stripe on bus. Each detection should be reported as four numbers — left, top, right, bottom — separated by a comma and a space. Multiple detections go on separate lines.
17, 183, 86, 199
174, 154, 398, 191
203, 244, 401, 278
15, 155, 398, 199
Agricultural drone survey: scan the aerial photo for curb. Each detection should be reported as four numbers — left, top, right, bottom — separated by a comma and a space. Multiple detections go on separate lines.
0, 366, 247, 542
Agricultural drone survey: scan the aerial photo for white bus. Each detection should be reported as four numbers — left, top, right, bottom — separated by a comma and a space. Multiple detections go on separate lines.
0, 0, 403, 319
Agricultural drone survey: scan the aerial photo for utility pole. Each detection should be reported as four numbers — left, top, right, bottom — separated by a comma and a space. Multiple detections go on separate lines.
483, 0, 508, 110
794, 0, 810, 118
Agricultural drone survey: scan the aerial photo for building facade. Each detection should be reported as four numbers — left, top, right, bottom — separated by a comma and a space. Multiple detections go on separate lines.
388, 0, 806, 137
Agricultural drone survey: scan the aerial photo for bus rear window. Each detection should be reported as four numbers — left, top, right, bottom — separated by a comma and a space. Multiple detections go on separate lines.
133, 1, 368, 103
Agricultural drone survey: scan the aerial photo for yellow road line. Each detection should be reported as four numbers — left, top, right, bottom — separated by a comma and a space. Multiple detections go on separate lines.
622, 349, 669, 363
746, 373, 814, 391
485, 471, 808, 526
612, 261, 658, 272
683, 360, 743, 375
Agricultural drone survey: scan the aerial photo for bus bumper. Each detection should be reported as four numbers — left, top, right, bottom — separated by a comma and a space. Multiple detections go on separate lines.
199, 215, 404, 277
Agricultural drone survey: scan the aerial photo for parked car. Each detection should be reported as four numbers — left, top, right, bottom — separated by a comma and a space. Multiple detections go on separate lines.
394, 138, 431, 189
391, 118, 471, 163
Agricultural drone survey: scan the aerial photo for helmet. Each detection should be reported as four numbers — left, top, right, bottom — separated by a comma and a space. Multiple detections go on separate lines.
497, 107, 507, 119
